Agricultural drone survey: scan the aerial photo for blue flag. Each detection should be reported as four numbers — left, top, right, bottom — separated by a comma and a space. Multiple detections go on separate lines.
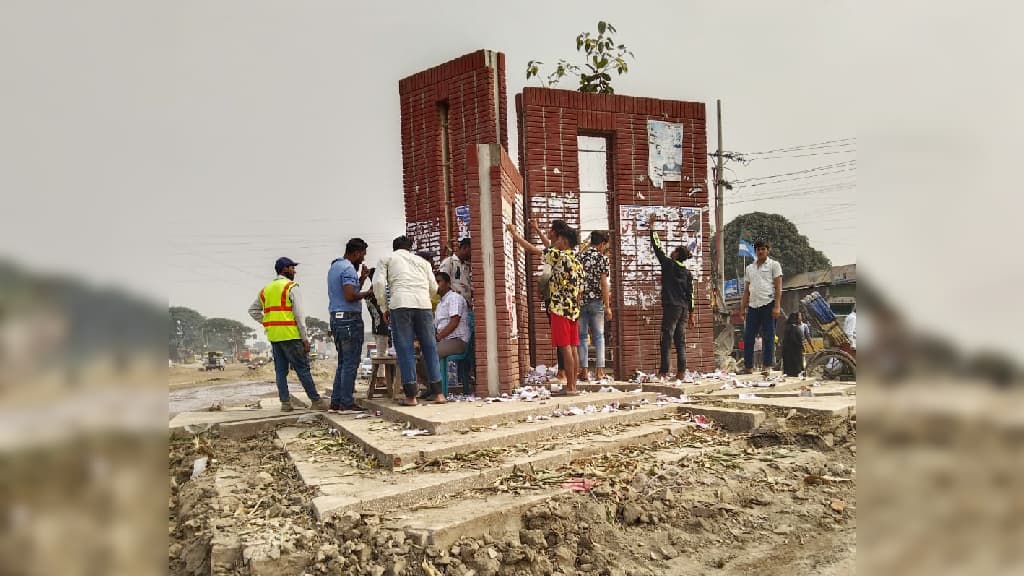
738, 228, 755, 258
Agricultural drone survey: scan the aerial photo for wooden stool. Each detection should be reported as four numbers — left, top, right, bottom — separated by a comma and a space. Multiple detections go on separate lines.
367, 357, 401, 400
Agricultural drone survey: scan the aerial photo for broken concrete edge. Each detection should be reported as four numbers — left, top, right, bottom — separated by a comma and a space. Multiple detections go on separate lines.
674, 405, 766, 432
310, 421, 689, 520
324, 405, 680, 469
169, 414, 311, 440
360, 393, 659, 434
392, 490, 568, 550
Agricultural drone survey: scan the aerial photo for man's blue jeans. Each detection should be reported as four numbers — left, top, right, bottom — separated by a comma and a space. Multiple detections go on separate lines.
577, 300, 605, 369
744, 303, 776, 369
270, 339, 321, 403
331, 314, 364, 407
391, 308, 441, 398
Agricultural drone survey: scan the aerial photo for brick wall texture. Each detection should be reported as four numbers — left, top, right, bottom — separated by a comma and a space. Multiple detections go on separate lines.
398, 51, 713, 392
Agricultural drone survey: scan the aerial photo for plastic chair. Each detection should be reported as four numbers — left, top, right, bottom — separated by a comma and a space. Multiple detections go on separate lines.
440, 313, 474, 396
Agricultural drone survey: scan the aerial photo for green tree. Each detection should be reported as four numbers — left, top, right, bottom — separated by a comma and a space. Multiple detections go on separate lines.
169, 306, 206, 360
526, 21, 635, 94
724, 212, 832, 279
305, 316, 330, 342
202, 317, 255, 355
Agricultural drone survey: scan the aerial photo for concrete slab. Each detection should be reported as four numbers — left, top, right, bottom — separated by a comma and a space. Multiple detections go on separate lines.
360, 390, 658, 434
323, 403, 679, 468
280, 419, 690, 519
169, 398, 320, 438
706, 382, 855, 398
385, 491, 563, 549
729, 395, 857, 417
676, 406, 766, 432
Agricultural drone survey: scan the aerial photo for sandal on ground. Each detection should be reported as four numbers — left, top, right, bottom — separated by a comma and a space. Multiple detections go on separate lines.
398, 398, 418, 407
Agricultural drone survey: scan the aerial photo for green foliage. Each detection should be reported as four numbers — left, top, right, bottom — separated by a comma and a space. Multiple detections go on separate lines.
169, 306, 206, 359
305, 316, 330, 342
526, 21, 635, 94
724, 212, 832, 278
202, 317, 254, 353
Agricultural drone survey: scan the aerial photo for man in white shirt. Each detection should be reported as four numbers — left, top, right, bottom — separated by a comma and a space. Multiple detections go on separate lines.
433, 271, 470, 356
740, 240, 783, 374
373, 235, 443, 405
439, 238, 473, 306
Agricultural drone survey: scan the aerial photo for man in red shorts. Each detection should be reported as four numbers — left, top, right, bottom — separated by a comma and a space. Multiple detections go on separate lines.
508, 219, 584, 395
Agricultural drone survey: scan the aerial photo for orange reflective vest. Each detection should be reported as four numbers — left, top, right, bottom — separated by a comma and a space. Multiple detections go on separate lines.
259, 278, 300, 342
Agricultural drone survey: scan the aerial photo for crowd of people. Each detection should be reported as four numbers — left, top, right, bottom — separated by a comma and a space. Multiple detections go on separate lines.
250, 215, 787, 411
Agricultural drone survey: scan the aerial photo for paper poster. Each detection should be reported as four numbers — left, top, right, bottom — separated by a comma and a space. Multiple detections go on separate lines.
618, 205, 704, 306
455, 205, 471, 241
647, 120, 684, 188
501, 197, 519, 338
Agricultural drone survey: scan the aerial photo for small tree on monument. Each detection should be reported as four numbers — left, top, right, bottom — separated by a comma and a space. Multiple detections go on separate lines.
526, 21, 635, 94
724, 212, 832, 278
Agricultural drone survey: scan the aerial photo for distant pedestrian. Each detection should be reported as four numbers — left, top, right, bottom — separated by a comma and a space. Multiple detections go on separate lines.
374, 235, 444, 405
577, 230, 612, 382
647, 213, 695, 382
249, 257, 328, 412
439, 238, 473, 306
508, 219, 584, 395
782, 312, 805, 376
740, 240, 783, 374
365, 268, 391, 358
326, 238, 372, 413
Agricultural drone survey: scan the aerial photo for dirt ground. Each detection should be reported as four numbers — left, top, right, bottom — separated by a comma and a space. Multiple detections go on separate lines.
168, 410, 856, 575
169, 361, 337, 390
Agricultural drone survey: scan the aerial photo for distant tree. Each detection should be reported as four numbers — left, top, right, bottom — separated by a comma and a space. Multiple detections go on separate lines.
526, 21, 635, 94
724, 212, 832, 279
305, 316, 330, 343
202, 317, 255, 355
169, 306, 206, 360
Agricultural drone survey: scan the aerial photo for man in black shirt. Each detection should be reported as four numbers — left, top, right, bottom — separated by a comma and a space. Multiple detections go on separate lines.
647, 213, 695, 381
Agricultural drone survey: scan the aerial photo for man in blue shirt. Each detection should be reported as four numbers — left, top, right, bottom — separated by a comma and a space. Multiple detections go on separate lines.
327, 238, 371, 412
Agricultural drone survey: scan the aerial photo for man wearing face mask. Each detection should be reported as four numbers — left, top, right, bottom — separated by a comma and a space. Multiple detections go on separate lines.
249, 257, 328, 412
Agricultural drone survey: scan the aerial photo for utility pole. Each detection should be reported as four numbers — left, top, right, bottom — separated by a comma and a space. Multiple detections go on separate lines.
715, 100, 725, 318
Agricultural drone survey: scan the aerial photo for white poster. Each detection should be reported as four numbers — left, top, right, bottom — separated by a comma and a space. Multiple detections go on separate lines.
647, 120, 684, 188
618, 205, 704, 306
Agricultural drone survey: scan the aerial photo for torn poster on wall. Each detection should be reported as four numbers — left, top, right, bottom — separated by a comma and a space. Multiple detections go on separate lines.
618, 205, 703, 306
406, 219, 441, 267
647, 120, 683, 188
501, 197, 519, 338
455, 205, 471, 242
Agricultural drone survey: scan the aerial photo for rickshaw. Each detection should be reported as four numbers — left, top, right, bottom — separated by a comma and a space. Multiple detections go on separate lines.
800, 291, 856, 380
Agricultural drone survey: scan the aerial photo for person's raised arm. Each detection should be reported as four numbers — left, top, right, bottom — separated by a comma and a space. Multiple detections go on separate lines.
507, 223, 544, 256
647, 213, 670, 264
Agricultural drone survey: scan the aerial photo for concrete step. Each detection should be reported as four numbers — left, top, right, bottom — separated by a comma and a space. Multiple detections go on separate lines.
323, 403, 680, 468
360, 390, 658, 435
169, 398, 314, 439
727, 395, 857, 418
276, 417, 693, 520
384, 491, 565, 550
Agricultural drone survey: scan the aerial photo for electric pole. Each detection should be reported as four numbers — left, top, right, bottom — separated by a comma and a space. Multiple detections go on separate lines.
715, 100, 725, 318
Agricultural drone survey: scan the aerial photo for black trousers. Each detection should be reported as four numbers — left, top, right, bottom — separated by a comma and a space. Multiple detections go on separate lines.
660, 304, 688, 375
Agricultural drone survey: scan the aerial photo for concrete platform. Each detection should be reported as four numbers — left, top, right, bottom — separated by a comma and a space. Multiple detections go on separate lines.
169, 398, 316, 439
677, 405, 766, 432
323, 403, 679, 468
277, 419, 691, 520
706, 382, 856, 398
728, 395, 857, 417
385, 491, 564, 549
360, 390, 657, 435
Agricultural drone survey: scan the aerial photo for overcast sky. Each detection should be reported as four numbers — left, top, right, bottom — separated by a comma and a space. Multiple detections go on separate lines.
5, 0, 856, 329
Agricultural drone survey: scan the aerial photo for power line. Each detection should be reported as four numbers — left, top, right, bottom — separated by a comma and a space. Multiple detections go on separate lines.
740, 138, 856, 156
732, 161, 856, 184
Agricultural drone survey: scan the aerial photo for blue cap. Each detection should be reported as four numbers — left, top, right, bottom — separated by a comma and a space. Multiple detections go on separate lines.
274, 257, 299, 272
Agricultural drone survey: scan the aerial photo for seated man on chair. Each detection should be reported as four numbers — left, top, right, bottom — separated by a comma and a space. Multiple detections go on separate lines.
426, 271, 470, 396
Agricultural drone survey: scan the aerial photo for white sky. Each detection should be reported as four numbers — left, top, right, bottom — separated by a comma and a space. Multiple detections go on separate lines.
4, 1, 858, 334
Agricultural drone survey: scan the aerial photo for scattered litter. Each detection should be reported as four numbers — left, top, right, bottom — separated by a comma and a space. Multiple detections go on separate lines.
738, 393, 758, 400
566, 407, 585, 416
598, 385, 621, 393
584, 404, 597, 414
190, 457, 208, 480
800, 386, 814, 397
562, 477, 598, 492
655, 393, 692, 404
535, 415, 551, 421
401, 429, 432, 437
296, 413, 319, 423
354, 412, 372, 419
